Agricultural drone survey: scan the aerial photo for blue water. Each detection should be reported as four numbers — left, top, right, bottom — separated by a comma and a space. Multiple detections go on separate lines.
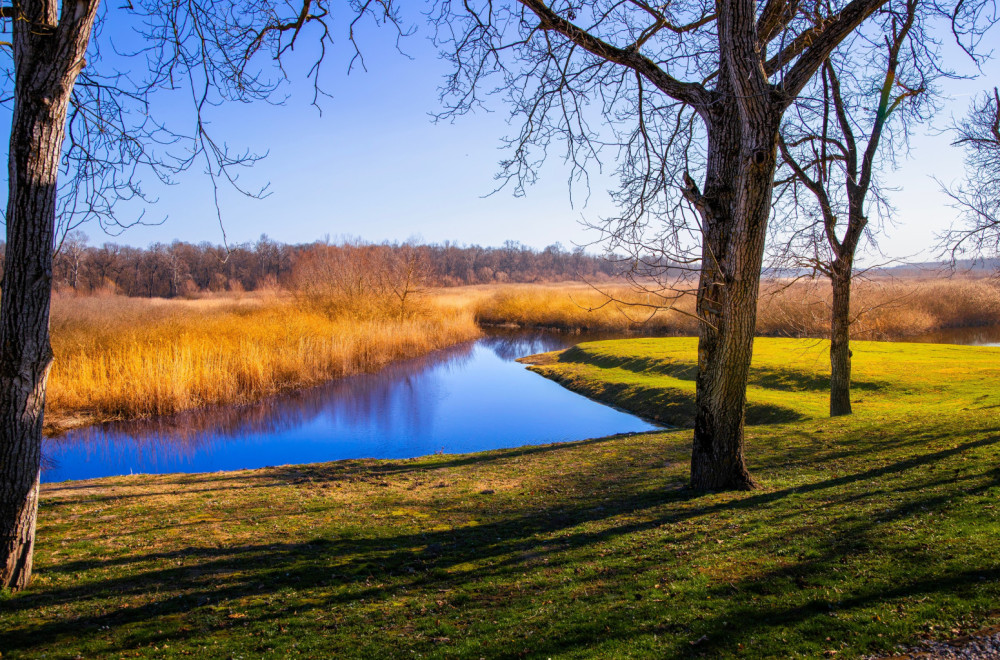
41, 331, 661, 483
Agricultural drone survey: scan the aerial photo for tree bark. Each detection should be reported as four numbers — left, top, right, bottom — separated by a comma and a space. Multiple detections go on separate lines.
688, 91, 780, 491
829, 258, 853, 416
1, 0, 99, 591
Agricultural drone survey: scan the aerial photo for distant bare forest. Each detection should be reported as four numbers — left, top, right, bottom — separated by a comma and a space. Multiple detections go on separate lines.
0, 235, 622, 297
2, 234, 989, 300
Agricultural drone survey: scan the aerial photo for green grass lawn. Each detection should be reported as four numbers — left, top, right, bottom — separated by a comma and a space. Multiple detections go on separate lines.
2, 338, 999, 658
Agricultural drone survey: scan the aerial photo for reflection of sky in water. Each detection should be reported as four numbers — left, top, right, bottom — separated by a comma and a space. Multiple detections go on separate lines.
42, 331, 661, 483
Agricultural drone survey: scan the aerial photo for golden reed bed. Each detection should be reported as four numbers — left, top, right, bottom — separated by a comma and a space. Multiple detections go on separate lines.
46, 292, 479, 434
471, 277, 1000, 338
44, 276, 999, 433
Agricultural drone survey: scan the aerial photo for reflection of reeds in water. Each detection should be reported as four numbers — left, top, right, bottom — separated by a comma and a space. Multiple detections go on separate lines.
46, 293, 480, 434
40, 453, 60, 472
44, 331, 591, 477
910, 325, 1000, 345
478, 329, 617, 361
45, 340, 481, 470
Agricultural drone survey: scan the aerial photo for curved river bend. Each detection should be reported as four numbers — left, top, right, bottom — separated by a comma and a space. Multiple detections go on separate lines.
42, 331, 661, 483
41, 324, 999, 483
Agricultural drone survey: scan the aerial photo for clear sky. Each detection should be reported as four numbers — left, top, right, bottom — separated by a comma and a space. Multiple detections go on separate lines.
1, 6, 997, 260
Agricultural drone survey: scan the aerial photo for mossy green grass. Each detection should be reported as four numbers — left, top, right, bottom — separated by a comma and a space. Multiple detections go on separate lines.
2, 337, 998, 658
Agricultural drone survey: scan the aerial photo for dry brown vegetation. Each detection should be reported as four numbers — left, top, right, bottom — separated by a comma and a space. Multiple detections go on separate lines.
472, 282, 701, 334
472, 277, 1000, 339
46, 291, 479, 434
42, 274, 999, 435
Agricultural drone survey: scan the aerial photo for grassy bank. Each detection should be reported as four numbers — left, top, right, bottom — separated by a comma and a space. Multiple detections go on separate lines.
4, 338, 998, 658
46, 293, 480, 434
521, 336, 974, 427
474, 277, 1000, 339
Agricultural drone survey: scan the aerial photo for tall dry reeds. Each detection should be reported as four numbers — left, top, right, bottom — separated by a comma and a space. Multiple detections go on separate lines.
46, 292, 478, 434
292, 242, 429, 319
472, 277, 1000, 340
758, 277, 1000, 339
473, 283, 700, 335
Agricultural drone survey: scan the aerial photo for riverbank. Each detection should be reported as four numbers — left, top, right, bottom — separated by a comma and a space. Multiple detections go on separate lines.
6, 338, 999, 658
46, 293, 480, 434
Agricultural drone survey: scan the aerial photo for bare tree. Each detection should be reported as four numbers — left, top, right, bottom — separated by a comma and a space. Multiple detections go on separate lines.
54, 230, 90, 291
291, 241, 382, 313
379, 242, 431, 317
0, 0, 406, 591
940, 87, 1000, 258
774, 0, 942, 416
430, 0, 992, 490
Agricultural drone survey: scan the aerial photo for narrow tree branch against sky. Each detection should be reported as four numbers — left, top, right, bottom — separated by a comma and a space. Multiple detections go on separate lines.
940, 87, 1000, 259
0, 0, 409, 245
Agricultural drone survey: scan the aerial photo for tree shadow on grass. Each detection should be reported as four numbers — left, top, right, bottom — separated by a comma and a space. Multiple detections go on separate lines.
538, 373, 805, 428
6, 432, 1000, 657
751, 417, 1000, 476
558, 346, 884, 393
40, 433, 641, 507
685, 463, 1000, 658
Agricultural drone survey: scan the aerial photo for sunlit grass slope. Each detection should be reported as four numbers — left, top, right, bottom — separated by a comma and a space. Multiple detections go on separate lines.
524, 337, 1000, 427
46, 294, 479, 433
3, 338, 998, 658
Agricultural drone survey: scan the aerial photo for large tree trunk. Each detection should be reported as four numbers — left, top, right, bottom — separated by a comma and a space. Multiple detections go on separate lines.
688, 97, 780, 491
829, 258, 854, 416
1, 0, 98, 592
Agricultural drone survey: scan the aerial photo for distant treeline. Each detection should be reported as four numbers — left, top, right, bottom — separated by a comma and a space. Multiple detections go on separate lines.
0, 234, 622, 297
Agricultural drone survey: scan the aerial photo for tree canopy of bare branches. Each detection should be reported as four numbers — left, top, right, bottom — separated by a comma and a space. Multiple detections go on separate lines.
428, 0, 994, 490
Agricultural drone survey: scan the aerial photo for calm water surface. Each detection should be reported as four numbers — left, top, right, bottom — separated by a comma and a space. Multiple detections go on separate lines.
42, 331, 660, 483
907, 325, 1000, 347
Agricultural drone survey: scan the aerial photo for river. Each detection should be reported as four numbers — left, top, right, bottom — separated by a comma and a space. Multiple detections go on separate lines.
41, 325, 999, 483
40, 330, 660, 483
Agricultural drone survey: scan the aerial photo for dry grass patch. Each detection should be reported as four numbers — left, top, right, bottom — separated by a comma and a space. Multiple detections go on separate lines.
474, 282, 700, 334
474, 277, 1000, 339
46, 292, 479, 433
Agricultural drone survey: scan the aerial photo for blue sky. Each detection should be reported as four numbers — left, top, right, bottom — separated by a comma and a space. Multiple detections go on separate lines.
1, 6, 997, 260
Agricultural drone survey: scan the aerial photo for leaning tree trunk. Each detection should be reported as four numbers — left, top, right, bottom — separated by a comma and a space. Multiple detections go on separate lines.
688, 97, 780, 491
829, 257, 854, 416
1, 0, 99, 592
